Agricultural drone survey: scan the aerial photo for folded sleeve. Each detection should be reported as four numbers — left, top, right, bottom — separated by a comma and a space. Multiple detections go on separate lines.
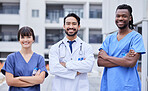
66, 44, 95, 73
38, 56, 48, 78
131, 34, 146, 54
49, 45, 77, 79
99, 35, 111, 54
1, 54, 15, 75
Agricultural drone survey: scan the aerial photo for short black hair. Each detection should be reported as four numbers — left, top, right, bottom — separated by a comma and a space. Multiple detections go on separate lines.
116, 4, 134, 29
64, 13, 80, 25
17, 26, 35, 41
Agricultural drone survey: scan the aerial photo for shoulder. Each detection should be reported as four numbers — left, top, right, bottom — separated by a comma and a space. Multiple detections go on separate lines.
5, 52, 19, 63
105, 32, 117, 40
33, 52, 44, 59
132, 30, 142, 37
50, 40, 63, 49
7, 52, 18, 59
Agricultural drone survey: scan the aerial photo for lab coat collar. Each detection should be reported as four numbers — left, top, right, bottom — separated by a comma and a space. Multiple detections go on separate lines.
62, 36, 83, 54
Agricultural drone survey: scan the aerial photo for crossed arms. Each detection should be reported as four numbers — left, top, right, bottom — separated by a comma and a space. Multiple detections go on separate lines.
6, 69, 45, 87
49, 45, 94, 79
97, 49, 140, 68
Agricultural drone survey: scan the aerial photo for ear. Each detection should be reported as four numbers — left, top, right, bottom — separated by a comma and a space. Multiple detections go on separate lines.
78, 25, 80, 30
129, 16, 132, 21
63, 25, 65, 30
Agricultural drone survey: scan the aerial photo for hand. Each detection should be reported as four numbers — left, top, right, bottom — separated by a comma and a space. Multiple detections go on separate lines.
126, 49, 136, 57
35, 69, 40, 76
98, 50, 108, 60
60, 62, 66, 67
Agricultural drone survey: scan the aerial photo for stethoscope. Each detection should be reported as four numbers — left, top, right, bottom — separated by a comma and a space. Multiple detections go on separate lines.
59, 41, 83, 58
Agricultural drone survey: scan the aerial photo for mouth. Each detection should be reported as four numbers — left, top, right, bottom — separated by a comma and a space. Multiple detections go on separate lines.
23, 42, 29, 45
67, 28, 76, 31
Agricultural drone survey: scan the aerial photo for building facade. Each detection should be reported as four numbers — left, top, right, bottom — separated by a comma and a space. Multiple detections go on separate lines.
0, 0, 103, 71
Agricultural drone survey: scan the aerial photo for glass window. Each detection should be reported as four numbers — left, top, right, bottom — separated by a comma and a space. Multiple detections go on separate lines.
77, 29, 83, 40
89, 4, 102, 18
32, 9, 39, 17
46, 29, 64, 48
89, 29, 103, 43
0, 25, 19, 41
0, 3, 19, 14
34, 36, 38, 43
64, 5, 83, 18
64, 8, 83, 18
46, 4, 64, 23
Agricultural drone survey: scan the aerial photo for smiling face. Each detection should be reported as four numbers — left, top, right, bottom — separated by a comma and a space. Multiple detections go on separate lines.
17, 27, 35, 49
115, 9, 131, 30
63, 16, 80, 37
19, 35, 34, 49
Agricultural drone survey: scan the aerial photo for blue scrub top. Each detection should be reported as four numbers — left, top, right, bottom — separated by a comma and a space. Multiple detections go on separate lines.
99, 31, 146, 91
1, 51, 48, 91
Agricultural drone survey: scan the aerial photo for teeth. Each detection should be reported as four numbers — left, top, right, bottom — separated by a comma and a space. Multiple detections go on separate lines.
23, 43, 29, 44
69, 30, 74, 32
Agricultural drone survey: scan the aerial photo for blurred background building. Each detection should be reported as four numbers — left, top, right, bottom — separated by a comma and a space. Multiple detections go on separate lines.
0, 0, 102, 65
0, 0, 147, 90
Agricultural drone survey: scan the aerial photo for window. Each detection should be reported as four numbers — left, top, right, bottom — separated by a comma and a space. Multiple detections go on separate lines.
46, 29, 64, 48
64, 5, 83, 18
89, 4, 102, 18
89, 29, 103, 43
77, 29, 83, 40
34, 36, 38, 43
32, 9, 39, 17
0, 3, 19, 14
46, 4, 64, 23
135, 25, 142, 72
0, 25, 19, 41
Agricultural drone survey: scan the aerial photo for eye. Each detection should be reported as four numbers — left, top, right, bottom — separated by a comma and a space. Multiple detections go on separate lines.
116, 15, 120, 18
72, 22, 77, 25
66, 22, 70, 25
123, 15, 127, 18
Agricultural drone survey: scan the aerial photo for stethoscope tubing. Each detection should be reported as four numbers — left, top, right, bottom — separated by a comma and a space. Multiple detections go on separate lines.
59, 41, 83, 58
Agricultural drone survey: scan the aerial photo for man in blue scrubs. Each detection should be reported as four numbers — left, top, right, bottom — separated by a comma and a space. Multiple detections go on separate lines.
97, 4, 145, 91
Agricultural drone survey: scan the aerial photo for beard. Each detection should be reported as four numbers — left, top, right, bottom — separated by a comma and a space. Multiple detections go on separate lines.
117, 24, 128, 29
65, 28, 78, 36
116, 21, 129, 29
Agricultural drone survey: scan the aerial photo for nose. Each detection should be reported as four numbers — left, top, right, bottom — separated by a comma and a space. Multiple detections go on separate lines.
69, 24, 73, 28
118, 16, 123, 20
24, 37, 28, 41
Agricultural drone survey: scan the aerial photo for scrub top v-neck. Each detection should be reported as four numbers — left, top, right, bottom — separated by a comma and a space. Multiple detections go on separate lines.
1, 51, 48, 91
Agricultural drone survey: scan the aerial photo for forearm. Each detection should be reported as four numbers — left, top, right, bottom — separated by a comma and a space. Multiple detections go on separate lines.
106, 54, 140, 67
19, 71, 45, 84
97, 57, 119, 67
6, 72, 34, 87
66, 58, 94, 73
9, 78, 35, 87
49, 62, 77, 79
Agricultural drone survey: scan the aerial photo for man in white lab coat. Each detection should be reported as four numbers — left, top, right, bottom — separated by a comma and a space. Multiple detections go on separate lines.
49, 13, 95, 91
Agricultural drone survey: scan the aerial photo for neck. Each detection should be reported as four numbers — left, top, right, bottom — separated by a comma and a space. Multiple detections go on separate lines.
118, 27, 132, 35
66, 35, 77, 41
20, 48, 33, 54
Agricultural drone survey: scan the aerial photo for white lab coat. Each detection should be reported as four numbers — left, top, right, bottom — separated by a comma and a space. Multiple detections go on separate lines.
49, 36, 95, 91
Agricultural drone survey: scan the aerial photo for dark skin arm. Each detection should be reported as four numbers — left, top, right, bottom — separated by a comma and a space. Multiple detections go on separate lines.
97, 49, 139, 68
97, 57, 118, 67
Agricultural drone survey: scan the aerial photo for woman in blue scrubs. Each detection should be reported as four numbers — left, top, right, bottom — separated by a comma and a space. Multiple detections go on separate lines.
1, 26, 48, 91
97, 4, 145, 91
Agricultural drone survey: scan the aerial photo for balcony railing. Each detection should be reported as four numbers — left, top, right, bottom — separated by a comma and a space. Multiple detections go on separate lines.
0, 4, 19, 14
46, 9, 83, 23
46, 10, 64, 23
0, 33, 17, 41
